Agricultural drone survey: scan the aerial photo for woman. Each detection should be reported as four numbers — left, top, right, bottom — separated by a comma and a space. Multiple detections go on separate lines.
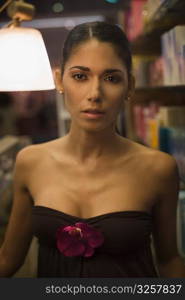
0, 21, 185, 278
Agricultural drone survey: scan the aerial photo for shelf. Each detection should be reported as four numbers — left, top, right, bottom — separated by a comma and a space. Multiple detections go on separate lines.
131, 0, 185, 55
136, 85, 185, 92
133, 85, 185, 104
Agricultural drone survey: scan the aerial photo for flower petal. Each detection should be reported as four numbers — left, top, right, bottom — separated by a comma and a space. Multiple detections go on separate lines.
75, 222, 94, 234
75, 222, 104, 247
76, 223, 98, 240
63, 225, 77, 233
56, 222, 104, 257
56, 231, 74, 252
63, 241, 85, 257
88, 231, 104, 248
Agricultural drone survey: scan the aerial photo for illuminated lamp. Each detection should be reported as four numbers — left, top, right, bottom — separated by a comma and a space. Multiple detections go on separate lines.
0, 0, 55, 91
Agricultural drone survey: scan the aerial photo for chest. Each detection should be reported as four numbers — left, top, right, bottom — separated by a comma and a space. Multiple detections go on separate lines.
28, 157, 157, 216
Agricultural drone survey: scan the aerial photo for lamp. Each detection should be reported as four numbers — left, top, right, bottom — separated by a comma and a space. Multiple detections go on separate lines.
0, 0, 55, 91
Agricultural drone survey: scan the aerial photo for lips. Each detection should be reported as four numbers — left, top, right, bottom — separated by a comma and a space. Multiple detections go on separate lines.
82, 109, 104, 114
81, 109, 105, 119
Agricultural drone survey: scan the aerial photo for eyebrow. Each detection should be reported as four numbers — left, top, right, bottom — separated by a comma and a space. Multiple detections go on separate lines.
69, 66, 124, 73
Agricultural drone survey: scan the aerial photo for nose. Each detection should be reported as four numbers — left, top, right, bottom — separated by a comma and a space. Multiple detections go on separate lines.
87, 78, 102, 103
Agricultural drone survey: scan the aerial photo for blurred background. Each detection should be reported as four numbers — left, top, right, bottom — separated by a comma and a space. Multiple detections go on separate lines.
0, 0, 185, 276
0, 0, 131, 143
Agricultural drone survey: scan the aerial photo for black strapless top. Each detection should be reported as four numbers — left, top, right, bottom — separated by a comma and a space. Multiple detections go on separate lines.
32, 206, 159, 277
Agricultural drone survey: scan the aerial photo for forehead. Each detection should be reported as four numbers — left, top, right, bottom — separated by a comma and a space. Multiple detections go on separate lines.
65, 39, 126, 71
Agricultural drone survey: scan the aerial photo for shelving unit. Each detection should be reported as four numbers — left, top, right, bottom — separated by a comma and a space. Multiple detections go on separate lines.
123, 0, 185, 189
123, 2, 185, 258
125, 0, 185, 136
133, 86, 185, 105
0, 136, 20, 245
0, 135, 31, 245
131, 0, 185, 55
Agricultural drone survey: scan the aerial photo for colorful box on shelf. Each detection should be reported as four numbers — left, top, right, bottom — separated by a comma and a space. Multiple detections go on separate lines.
161, 25, 185, 86
158, 126, 184, 182
133, 103, 185, 182
133, 102, 160, 145
126, 0, 147, 41
133, 55, 164, 88
158, 106, 185, 127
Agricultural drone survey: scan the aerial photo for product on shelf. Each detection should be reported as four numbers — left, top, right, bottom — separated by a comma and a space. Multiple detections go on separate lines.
133, 104, 185, 182
123, 1, 185, 182
149, 56, 164, 86
161, 25, 185, 86
133, 56, 154, 87
133, 55, 164, 88
125, 0, 147, 41
158, 106, 185, 127
133, 101, 159, 145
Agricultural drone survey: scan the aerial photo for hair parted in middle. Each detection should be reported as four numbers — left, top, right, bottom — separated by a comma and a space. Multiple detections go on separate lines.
61, 21, 132, 76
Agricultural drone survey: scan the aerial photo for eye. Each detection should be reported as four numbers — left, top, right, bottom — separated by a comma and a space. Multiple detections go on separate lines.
72, 73, 87, 81
104, 75, 121, 83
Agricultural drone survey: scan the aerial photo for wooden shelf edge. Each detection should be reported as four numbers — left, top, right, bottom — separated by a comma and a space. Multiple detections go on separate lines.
131, 0, 185, 55
132, 85, 185, 104
135, 85, 185, 92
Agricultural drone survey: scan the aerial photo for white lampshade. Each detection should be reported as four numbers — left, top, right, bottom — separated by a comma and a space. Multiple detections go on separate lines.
0, 27, 55, 91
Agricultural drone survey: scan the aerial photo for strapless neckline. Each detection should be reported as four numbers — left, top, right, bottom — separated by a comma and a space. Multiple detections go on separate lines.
32, 205, 157, 278
33, 205, 152, 221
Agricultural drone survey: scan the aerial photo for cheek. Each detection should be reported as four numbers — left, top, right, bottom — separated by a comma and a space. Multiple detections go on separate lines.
108, 88, 125, 108
63, 96, 74, 113
106, 83, 127, 97
63, 84, 78, 111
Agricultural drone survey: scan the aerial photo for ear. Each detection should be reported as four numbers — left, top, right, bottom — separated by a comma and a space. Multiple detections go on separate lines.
126, 73, 135, 101
54, 68, 64, 94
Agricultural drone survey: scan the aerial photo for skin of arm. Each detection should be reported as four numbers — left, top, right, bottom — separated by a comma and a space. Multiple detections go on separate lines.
0, 147, 34, 277
152, 152, 185, 277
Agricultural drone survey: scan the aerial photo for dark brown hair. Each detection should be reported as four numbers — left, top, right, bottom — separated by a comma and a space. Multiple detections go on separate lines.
61, 21, 132, 76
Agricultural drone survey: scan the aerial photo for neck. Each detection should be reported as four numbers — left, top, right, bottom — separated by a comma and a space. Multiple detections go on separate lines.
63, 122, 123, 163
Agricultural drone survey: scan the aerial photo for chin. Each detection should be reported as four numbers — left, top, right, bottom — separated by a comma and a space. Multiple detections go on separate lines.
71, 118, 116, 133
81, 122, 113, 134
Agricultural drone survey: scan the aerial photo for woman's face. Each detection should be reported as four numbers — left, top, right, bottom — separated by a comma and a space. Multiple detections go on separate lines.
61, 39, 129, 132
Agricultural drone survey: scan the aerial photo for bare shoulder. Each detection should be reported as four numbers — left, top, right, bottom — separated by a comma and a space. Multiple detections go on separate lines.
15, 144, 42, 168
150, 149, 179, 179
128, 139, 178, 172
13, 144, 40, 187
129, 139, 179, 195
125, 138, 179, 185
150, 149, 180, 199
15, 138, 61, 165
138, 143, 178, 182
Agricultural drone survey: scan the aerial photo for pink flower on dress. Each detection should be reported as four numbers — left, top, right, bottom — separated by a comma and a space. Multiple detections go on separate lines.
56, 222, 104, 257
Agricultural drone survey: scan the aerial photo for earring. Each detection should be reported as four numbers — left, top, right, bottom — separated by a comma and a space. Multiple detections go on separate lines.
59, 90, 64, 94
